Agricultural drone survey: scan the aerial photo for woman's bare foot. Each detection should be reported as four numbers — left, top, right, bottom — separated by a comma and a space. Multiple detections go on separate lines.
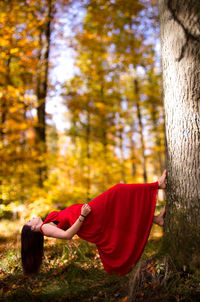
158, 169, 167, 189
153, 205, 166, 226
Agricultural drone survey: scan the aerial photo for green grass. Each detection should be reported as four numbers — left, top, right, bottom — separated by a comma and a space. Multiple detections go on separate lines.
0, 236, 129, 302
1, 219, 200, 302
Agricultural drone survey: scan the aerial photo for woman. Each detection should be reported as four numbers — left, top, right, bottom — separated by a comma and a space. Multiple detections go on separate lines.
21, 170, 167, 276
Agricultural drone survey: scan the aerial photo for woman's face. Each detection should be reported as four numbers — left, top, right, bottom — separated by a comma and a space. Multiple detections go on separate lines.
26, 217, 42, 231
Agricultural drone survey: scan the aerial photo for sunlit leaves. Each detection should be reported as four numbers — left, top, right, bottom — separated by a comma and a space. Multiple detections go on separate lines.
0, 0, 165, 215
62, 0, 165, 191
0, 0, 53, 205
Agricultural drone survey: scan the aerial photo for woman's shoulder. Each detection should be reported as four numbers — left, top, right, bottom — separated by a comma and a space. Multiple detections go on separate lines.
43, 210, 59, 223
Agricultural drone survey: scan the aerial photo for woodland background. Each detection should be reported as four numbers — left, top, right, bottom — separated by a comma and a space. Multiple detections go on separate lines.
0, 0, 165, 219
2, 0, 199, 301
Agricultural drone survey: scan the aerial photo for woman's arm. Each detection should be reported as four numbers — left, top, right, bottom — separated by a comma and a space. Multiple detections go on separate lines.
41, 204, 91, 240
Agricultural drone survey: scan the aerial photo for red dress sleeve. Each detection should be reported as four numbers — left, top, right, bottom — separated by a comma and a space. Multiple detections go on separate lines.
40, 211, 60, 235
39, 207, 80, 235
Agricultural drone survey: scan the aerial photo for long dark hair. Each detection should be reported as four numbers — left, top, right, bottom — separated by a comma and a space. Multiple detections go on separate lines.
21, 225, 44, 275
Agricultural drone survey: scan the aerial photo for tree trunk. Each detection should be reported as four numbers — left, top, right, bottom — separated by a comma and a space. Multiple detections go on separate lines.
119, 124, 126, 183
134, 78, 148, 183
35, 0, 52, 186
151, 103, 165, 175
100, 81, 109, 189
158, 0, 200, 269
86, 109, 91, 201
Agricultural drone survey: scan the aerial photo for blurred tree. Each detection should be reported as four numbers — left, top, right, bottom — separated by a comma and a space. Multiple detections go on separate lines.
63, 1, 124, 195
0, 0, 55, 207
0, 0, 41, 205
143, 65, 166, 175
35, 0, 53, 186
0, 0, 166, 217
62, 0, 165, 193
100, 0, 164, 182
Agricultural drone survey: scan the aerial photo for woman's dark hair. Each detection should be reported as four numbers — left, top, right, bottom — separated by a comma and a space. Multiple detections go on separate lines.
21, 225, 44, 275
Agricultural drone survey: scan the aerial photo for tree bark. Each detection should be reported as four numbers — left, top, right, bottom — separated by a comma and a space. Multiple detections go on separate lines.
151, 104, 165, 175
158, 0, 200, 269
86, 109, 91, 201
134, 78, 148, 183
100, 81, 109, 189
119, 123, 126, 183
35, 0, 52, 186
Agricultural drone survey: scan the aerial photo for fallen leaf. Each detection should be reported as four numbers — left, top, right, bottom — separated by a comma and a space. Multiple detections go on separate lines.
11, 267, 15, 273
33, 289, 40, 293
119, 297, 129, 302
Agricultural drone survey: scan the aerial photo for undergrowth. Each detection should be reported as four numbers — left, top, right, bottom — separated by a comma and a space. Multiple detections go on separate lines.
129, 250, 200, 302
0, 220, 200, 302
0, 237, 129, 302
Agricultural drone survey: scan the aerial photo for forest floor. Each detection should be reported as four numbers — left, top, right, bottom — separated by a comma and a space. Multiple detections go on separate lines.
0, 217, 200, 302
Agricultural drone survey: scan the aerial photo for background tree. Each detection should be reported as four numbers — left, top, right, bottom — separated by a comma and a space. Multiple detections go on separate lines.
0, 0, 57, 211
63, 0, 165, 195
0, 0, 41, 204
96, 0, 164, 182
0, 0, 166, 218
158, 0, 200, 269
35, 0, 53, 186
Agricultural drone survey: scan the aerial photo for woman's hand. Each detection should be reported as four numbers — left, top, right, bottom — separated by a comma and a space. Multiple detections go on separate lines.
81, 204, 91, 217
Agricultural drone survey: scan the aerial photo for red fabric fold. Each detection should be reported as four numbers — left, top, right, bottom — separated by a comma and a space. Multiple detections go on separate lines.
40, 181, 158, 275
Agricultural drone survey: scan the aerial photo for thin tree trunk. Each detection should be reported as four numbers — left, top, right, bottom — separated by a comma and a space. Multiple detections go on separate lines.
86, 109, 91, 200
0, 55, 11, 203
130, 138, 137, 178
151, 103, 165, 175
1, 59, 11, 143
119, 123, 126, 183
127, 106, 137, 179
100, 81, 109, 189
158, 0, 200, 269
134, 78, 148, 183
36, 0, 52, 186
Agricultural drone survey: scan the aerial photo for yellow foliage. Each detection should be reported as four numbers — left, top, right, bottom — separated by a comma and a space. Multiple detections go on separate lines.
0, 0, 165, 223
0, 39, 9, 47
10, 48, 19, 54
27, 197, 53, 218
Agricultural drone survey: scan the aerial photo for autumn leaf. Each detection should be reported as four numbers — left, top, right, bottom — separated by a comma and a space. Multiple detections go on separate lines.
119, 297, 129, 302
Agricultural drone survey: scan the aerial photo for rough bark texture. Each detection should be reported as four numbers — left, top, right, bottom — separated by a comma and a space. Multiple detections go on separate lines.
158, 0, 200, 269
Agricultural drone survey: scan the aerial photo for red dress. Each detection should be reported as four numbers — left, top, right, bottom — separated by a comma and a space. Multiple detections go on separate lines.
40, 182, 158, 275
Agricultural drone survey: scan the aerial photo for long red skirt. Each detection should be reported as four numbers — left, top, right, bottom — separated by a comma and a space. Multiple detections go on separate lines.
42, 182, 158, 275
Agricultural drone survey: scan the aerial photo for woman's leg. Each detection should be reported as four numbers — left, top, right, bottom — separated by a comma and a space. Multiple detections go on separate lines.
154, 170, 167, 226
153, 205, 166, 226
158, 169, 167, 189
